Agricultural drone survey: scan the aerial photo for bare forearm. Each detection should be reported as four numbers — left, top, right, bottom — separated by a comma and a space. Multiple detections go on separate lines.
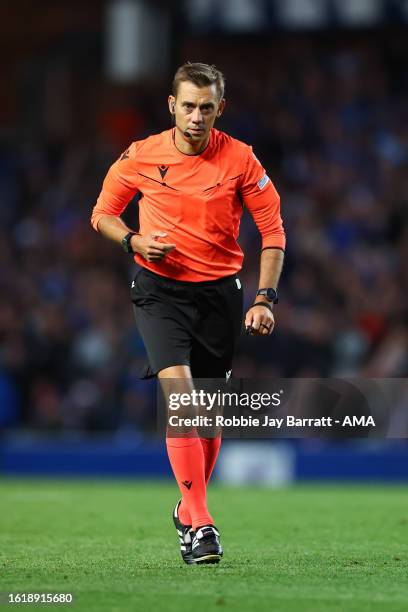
245, 247, 284, 335
96, 214, 135, 246
255, 248, 284, 302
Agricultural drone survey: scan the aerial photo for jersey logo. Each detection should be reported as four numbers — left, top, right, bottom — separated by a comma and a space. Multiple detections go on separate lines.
257, 173, 270, 190
158, 165, 169, 180
120, 149, 130, 161
181, 480, 192, 490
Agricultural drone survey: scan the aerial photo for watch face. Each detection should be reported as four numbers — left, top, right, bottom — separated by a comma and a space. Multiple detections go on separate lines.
257, 288, 277, 302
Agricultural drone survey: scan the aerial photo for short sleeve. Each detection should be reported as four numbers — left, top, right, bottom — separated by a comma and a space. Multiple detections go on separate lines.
91, 142, 140, 231
239, 148, 285, 250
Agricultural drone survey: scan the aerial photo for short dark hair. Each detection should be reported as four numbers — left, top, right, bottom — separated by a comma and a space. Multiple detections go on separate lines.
172, 62, 225, 100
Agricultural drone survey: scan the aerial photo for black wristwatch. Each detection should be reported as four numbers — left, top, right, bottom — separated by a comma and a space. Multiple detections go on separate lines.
122, 232, 138, 254
256, 288, 278, 304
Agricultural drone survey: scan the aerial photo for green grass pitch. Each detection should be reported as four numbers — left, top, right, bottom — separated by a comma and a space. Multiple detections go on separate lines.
0, 479, 407, 611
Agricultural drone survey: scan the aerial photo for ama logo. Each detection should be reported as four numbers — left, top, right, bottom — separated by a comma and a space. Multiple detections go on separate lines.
342, 416, 376, 427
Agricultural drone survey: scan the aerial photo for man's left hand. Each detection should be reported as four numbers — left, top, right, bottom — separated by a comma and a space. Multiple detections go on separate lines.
245, 303, 275, 336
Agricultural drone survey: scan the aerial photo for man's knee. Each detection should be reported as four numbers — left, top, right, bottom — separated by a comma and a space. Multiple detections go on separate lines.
158, 365, 196, 422
158, 364, 192, 380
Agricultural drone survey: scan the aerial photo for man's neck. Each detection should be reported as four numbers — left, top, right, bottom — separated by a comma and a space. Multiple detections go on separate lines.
173, 128, 210, 156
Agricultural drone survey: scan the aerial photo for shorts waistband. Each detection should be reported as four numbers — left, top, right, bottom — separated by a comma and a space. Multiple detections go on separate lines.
139, 267, 238, 287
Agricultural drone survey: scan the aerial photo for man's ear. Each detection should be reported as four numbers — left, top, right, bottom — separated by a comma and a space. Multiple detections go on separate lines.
168, 95, 176, 114
217, 98, 226, 117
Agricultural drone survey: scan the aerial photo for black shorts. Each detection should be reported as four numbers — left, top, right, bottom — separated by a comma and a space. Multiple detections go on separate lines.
131, 268, 243, 378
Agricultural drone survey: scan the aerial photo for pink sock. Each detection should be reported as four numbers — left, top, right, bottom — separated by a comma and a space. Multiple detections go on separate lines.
166, 436, 214, 529
201, 436, 222, 482
178, 436, 221, 526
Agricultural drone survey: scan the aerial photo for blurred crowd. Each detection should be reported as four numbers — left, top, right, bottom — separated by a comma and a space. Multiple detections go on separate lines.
0, 33, 407, 431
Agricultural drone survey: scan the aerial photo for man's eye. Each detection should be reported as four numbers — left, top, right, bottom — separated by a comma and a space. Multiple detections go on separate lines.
185, 105, 194, 111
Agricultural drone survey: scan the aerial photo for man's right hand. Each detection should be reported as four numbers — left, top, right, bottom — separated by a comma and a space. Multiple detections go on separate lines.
131, 231, 176, 262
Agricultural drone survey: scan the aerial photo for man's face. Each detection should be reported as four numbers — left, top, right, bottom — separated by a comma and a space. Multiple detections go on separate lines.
169, 81, 225, 146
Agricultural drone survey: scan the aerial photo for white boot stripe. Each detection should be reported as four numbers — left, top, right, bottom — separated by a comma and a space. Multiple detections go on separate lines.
194, 526, 220, 539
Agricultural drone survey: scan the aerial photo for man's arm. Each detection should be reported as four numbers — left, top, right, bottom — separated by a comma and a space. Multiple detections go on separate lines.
256, 248, 284, 295
96, 214, 135, 244
91, 143, 176, 262
239, 148, 286, 336
97, 214, 176, 263
245, 248, 284, 336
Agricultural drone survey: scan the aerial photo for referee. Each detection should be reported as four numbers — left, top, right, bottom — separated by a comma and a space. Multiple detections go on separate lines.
91, 62, 285, 565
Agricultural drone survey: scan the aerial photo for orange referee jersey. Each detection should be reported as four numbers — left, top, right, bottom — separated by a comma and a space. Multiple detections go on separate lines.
91, 128, 285, 281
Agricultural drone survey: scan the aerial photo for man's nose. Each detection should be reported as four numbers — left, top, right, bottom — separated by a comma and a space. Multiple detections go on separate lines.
191, 107, 203, 123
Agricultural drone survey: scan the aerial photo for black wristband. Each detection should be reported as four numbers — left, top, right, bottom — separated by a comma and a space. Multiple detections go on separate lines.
122, 232, 138, 254
249, 301, 273, 314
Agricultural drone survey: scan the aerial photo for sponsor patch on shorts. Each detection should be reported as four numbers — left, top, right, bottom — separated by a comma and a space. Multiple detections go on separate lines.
257, 173, 270, 190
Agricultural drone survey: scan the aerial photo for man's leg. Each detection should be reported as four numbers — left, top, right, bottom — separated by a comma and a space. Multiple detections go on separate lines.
171, 356, 225, 527
201, 436, 222, 483
187, 273, 243, 518
159, 364, 215, 530
177, 435, 221, 525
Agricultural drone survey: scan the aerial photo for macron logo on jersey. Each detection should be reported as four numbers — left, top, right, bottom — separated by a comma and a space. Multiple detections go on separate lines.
158, 165, 169, 180
257, 173, 270, 190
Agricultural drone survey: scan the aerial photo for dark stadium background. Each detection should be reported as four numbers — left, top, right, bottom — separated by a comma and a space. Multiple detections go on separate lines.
0, 0, 407, 481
